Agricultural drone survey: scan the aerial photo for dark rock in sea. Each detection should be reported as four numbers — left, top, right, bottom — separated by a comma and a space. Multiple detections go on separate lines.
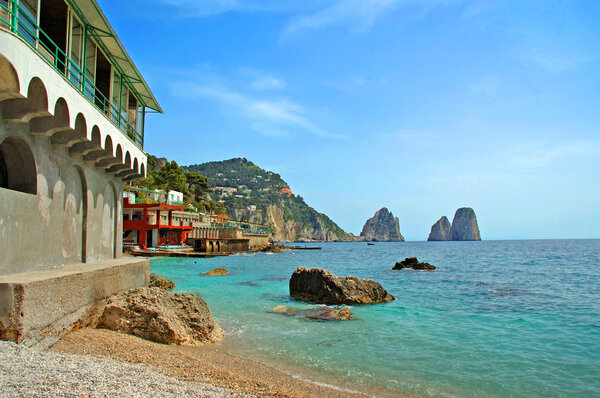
450, 207, 481, 241
203, 268, 229, 276
428, 216, 451, 241
393, 257, 436, 270
360, 208, 405, 242
149, 273, 175, 290
289, 266, 395, 304
269, 305, 353, 321
261, 244, 285, 253
238, 281, 259, 287
97, 287, 223, 345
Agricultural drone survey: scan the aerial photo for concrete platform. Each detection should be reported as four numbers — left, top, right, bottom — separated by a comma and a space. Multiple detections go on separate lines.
0, 258, 149, 349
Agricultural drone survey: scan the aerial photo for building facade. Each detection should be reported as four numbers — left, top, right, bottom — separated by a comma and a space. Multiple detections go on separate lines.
0, 0, 161, 348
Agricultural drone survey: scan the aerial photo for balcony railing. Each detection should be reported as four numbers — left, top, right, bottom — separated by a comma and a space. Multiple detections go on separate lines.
0, 0, 144, 149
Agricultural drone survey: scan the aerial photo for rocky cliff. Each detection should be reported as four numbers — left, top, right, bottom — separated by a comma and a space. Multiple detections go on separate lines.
360, 208, 404, 242
184, 158, 355, 242
450, 207, 481, 241
427, 216, 451, 241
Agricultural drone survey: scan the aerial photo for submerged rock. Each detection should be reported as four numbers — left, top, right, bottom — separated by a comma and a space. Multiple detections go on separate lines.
97, 287, 223, 345
203, 268, 229, 276
428, 216, 451, 241
393, 257, 436, 270
450, 207, 481, 241
289, 266, 395, 304
360, 208, 405, 242
269, 305, 353, 321
149, 273, 175, 290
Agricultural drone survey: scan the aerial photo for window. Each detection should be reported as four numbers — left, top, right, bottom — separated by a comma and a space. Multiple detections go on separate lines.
68, 12, 83, 88
110, 70, 120, 123
84, 37, 97, 102
0, 0, 10, 30
18, 0, 38, 45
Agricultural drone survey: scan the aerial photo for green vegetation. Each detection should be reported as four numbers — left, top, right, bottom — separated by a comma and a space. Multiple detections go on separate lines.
185, 158, 350, 238
129, 155, 225, 214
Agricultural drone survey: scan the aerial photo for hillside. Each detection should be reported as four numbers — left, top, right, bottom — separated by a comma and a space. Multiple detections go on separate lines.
184, 158, 355, 242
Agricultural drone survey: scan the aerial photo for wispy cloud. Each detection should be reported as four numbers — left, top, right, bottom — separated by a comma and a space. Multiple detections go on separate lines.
155, 0, 324, 17
282, 0, 398, 38
510, 140, 600, 168
239, 68, 287, 91
171, 82, 345, 140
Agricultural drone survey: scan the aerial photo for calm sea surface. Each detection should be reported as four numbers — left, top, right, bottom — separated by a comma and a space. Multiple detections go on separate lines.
151, 240, 600, 397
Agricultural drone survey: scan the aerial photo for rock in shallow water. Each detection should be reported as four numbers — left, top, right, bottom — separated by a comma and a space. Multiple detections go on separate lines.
149, 273, 176, 290
97, 287, 223, 345
393, 257, 436, 270
289, 266, 395, 304
203, 268, 229, 276
269, 305, 353, 321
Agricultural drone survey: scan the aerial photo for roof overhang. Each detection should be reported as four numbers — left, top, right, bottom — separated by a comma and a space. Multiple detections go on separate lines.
66, 0, 163, 113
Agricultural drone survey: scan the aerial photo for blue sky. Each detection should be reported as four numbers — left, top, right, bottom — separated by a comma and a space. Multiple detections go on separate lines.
99, 0, 600, 240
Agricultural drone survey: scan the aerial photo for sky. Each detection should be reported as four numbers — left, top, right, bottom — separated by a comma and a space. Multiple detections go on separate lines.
98, 0, 600, 240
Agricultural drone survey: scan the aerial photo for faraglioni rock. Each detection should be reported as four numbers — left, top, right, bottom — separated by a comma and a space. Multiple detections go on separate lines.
450, 207, 481, 241
289, 266, 395, 304
428, 216, 451, 241
360, 208, 405, 242
97, 287, 224, 345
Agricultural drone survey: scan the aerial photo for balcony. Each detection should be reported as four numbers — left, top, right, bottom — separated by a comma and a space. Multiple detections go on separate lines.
0, 0, 155, 150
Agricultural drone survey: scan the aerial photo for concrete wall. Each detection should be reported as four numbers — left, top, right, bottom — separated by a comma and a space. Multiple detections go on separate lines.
0, 29, 147, 275
246, 233, 271, 250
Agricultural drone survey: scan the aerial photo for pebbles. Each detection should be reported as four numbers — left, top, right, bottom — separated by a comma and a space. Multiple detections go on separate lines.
0, 341, 247, 398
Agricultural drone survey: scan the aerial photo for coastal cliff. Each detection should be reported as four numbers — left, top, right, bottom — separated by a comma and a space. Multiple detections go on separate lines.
360, 208, 405, 242
428, 216, 451, 241
185, 158, 355, 242
450, 208, 481, 241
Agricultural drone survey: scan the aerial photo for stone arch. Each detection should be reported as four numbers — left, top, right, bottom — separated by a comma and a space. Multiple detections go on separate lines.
104, 134, 113, 155
54, 98, 70, 126
140, 163, 146, 178
216, 241, 221, 252
0, 136, 37, 194
133, 158, 139, 174
209, 241, 214, 252
91, 126, 101, 146
114, 144, 123, 163
124, 151, 132, 169
74, 166, 88, 263
0, 54, 21, 100
26, 77, 49, 116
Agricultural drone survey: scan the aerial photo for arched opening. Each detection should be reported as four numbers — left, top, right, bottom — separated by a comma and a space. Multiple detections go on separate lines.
0, 136, 37, 194
114, 144, 123, 163
216, 241, 221, 252
109, 182, 119, 259
133, 158, 139, 175
209, 241, 214, 253
124, 151, 131, 169
74, 166, 88, 263
140, 163, 146, 178
0, 55, 20, 101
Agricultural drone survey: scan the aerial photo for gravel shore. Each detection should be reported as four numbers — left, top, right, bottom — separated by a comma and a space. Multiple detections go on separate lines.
0, 340, 247, 398
49, 328, 375, 398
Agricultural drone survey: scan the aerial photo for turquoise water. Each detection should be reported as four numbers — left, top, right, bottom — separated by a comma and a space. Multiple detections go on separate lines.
151, 240, 600, 397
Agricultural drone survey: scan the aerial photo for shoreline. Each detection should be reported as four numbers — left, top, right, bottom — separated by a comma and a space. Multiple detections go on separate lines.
50, 328, 399, 398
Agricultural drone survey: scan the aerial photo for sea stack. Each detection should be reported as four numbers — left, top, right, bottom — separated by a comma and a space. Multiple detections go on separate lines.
450, 208, 481, 241
360, 208, 405, 242
427, 216, 451, 241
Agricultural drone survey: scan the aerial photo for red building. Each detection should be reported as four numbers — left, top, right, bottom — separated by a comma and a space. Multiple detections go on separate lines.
123, 198, 193, 251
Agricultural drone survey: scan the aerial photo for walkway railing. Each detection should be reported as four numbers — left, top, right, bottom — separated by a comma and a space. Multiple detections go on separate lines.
0, 0, 144, 149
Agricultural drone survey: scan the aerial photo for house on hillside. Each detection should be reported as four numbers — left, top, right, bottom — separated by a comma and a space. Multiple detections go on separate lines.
0, 0, 161, 348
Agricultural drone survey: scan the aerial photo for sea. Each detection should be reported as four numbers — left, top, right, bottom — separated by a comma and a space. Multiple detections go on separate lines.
150, 240, 600, 397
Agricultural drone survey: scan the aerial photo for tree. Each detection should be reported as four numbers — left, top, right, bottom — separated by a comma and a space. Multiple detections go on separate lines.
185, 171, 211, 202
153, 161, 190, 198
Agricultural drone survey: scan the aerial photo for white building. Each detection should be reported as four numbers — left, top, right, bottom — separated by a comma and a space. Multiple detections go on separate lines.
0, 0, 162, 348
